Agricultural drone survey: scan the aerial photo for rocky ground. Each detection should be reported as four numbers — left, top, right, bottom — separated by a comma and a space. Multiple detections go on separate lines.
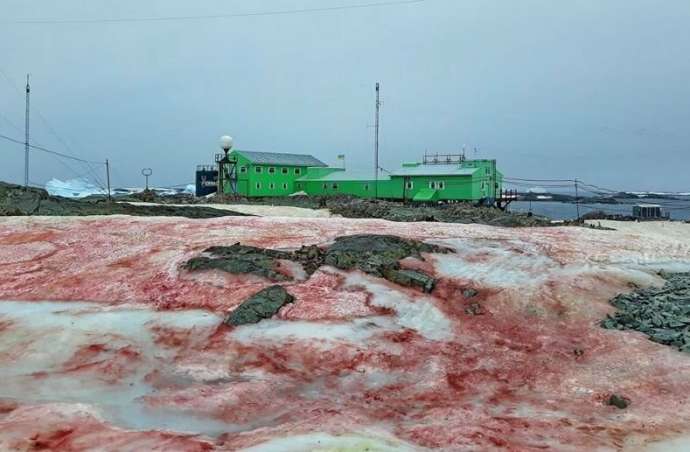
119, 191, 552, 226
1, 215, 690, 450
602, 272, 690, 352
0, 182, 248, 218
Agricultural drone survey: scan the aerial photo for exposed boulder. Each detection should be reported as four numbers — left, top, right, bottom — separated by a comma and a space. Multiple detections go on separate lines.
224, 285, 294, 326
607, 394, 630, 409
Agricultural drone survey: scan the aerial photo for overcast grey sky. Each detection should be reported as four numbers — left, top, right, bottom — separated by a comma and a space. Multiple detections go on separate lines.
1, 0, 689, 191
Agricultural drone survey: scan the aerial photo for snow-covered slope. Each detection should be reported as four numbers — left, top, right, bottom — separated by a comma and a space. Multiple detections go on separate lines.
1, 216, 690, 450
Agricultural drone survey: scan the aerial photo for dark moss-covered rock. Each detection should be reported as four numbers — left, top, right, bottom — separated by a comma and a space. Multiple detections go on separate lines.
607, 394, 630, 409
224, 285, 294, 326
186, 234, 451, 292
186, 243, 292, 281
384, 268, 437, 293
601, 272, 690, 353
322, 235, 450, 293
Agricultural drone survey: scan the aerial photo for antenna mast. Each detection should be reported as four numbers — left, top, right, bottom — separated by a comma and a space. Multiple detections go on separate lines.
24, 74, 30, 188
374, 82, 380, 199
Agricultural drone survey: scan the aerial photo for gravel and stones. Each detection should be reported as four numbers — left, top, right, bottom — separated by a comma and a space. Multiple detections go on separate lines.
601, 272, 690, 353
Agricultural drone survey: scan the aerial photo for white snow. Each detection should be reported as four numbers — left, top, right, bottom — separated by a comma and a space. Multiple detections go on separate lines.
433, 238, 557, 288
344, 272, 453, 341
124, 202, 334, 218
0, 301, 229, 436
231, 317, 398, 345
241, 432, 422, 452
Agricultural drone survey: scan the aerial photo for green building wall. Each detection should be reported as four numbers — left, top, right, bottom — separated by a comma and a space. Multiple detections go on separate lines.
221, 151, 503, 203
224, 151, 311, 197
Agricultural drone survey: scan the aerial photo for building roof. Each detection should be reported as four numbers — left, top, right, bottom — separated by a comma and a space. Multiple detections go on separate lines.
389, 165, 479, 177
297, 170, 391, 182
236, 150, 327, 167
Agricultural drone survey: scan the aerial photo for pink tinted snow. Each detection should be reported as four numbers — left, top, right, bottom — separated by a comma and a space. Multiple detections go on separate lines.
1, 215, 690, 450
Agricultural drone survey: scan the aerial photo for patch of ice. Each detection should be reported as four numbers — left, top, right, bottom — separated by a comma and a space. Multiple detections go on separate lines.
241, 432, 422, 452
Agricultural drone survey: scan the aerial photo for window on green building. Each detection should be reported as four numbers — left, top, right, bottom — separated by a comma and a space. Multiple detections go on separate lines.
429, 181, 436, 189
269, 183, 275, 190
438, 181, 445, 190
363, 184, 369, 191
322, 183, 328, 189
255, 167, 262, 174
281, 168, 288, 174
295, 168, 301, 175
282, 183, 288, 190
405, 181, 413, 189
296, 183, 302, 189
256, 182, 261, 189
240, 166, 247, 173
269, 167, 276, 174
332, 183, 338, 190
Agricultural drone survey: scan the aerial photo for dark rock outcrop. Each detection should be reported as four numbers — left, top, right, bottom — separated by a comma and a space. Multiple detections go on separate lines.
601, 272, 690, 353
224, 285, 294, 326
186, 234, 452, 293
0, 181, 249, 218
186, 244, 291, 281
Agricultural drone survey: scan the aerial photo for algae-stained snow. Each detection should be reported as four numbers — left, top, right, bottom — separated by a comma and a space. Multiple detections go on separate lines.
1, 215, 690, 451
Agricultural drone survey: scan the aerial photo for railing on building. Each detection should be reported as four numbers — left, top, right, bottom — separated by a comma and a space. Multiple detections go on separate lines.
422, 153, 466, 165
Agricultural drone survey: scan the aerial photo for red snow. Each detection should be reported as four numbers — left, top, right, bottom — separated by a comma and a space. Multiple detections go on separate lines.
1, 216, 690, 450
0, 403, 214, 452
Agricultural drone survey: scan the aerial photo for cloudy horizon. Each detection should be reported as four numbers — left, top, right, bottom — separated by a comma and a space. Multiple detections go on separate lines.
1, 0, 689, 191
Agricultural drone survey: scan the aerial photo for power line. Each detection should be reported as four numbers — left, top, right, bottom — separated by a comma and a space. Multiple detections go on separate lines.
0, 133, 105, 165
4, 0, 427, 25
0, 111, 22, 134
504, 176, 575, 183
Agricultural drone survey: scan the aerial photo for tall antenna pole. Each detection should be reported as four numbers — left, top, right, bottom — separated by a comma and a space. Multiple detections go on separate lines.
24, 74, 30, 188
574, 178, 581, 221
374, 82, 380, 199
105, 159, 112, 201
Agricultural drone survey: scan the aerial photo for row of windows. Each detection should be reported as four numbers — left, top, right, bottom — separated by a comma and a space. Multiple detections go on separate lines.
255, 182, 290, 190
321, 183, 370, 191
240, 166, 302, 175
404, 181, 446, 190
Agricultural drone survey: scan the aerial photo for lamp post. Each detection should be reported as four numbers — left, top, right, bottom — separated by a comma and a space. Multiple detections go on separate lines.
141, 168, 153, 191
218, 135, 233, 196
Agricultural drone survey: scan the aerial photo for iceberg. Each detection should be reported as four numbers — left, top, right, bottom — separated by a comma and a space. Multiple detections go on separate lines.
45, 178, 107, 199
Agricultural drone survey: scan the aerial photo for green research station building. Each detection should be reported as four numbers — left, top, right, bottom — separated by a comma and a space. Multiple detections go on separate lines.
201, 149, 504, 204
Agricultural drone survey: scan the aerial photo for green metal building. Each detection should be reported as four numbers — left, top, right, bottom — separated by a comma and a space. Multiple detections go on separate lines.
215, 150, 503, 204
219, 150, 327, 196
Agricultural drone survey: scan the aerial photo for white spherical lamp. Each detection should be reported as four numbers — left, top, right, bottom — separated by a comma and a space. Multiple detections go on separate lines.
219, 135, 234, 152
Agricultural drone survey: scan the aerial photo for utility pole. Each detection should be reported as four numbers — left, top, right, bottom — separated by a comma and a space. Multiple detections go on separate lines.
374, 82, 380, 199
574, 178, 581, 221
105, 159, 112, 201
24, 74, 30, 188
